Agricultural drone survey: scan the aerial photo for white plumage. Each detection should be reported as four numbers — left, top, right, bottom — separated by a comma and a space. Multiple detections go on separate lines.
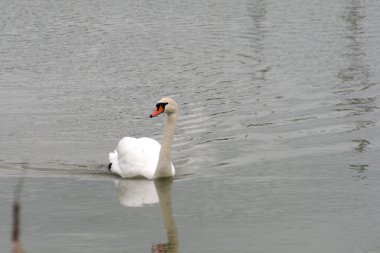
108, 97, 177, 179
108, 137, 174, 179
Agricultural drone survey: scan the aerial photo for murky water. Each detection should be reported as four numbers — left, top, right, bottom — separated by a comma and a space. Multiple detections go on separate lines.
1, 0, 380, 252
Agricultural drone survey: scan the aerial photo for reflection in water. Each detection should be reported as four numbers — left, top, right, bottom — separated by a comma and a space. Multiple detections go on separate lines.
336, 0, 377, 121
337, 0, 372, 94
336, 0, 374, 116
152, 179, 178, 253
350, 137, 370, 180
114, 179, 178, 253
352, 139, 370, 153
247, 0, 269, 86
336, 0, 376, 179
12, 173, 26, 253
335, 97, 378, 116
349, 164, 368, 180
12, 202, 25, 253
114, 180, 158, 207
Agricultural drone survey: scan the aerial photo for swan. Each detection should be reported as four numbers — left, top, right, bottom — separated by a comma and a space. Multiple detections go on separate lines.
108, 97, 177, 179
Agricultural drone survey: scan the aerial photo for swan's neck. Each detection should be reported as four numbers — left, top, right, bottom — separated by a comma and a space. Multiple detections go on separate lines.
155, 112, 177, 178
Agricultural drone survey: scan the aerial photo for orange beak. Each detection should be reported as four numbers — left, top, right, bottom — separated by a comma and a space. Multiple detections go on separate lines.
150, 105, 165, 118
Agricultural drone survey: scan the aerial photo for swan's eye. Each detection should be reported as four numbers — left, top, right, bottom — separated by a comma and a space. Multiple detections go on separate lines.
156, 102, 168, 110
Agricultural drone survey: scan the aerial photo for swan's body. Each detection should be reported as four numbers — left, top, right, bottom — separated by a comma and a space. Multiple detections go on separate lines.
108, 97, 177, 179
109, 137, 174, 179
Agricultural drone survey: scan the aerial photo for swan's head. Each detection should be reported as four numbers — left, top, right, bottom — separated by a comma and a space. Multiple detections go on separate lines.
150, 97, 177, 118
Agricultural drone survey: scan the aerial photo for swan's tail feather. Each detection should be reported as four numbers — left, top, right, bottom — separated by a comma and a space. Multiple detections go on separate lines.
108, 150, 121, 174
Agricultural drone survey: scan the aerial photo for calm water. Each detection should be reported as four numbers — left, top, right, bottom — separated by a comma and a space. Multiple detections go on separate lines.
1, 0, 380, 252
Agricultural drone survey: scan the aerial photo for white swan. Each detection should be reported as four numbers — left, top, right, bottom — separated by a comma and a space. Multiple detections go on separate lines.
108, 97, 177, 179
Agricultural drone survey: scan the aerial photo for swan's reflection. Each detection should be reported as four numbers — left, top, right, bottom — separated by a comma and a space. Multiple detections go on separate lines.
115, 179, 159, 207
114, 178, 178, 253
152, 179, 179, 253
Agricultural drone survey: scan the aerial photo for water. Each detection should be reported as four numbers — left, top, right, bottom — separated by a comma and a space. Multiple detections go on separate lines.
1, 0, 380, 252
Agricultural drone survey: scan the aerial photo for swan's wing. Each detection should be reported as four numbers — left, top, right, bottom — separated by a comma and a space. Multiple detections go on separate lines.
114, 137, 160, 179
116, 137, 144, 178
138, 137, 161, 177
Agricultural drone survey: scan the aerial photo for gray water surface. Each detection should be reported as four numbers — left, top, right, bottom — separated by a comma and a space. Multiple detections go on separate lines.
1, 0, 380, 252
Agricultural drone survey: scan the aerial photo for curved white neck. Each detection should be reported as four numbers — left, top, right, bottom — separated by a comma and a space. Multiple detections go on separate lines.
154, 112, 177, 178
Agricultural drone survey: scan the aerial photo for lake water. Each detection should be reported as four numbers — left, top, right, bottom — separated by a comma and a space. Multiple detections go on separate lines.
1, 0, 380, 252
